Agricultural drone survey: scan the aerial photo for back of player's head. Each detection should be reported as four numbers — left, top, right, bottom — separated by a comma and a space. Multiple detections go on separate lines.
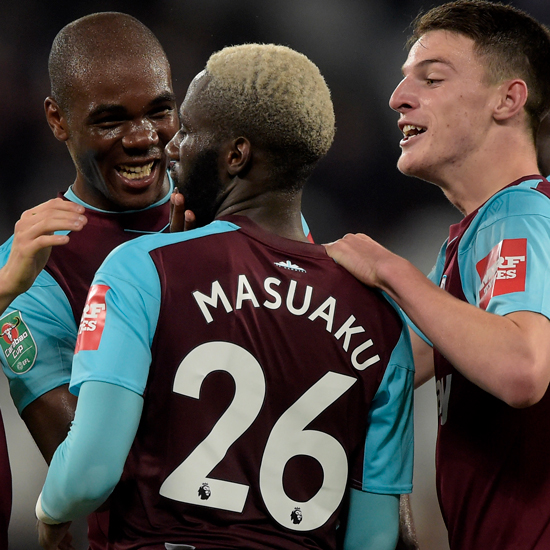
49, 12, 170, 114
408, 0, 550, 137
201, 43, 335, 188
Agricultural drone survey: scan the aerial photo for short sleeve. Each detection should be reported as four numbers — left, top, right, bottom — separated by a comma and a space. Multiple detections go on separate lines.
0, 266, 76, 414
69, 242, 162, 397
461, 189, 550, 319
361, 324, 415, 494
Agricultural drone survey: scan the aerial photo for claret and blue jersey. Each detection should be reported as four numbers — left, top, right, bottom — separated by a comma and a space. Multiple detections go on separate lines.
60, 214, 414, 549
413, 176, 550, 550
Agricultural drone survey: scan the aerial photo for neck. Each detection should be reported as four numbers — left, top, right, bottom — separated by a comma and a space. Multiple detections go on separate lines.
216, 188, 309, 242
434, 134, 539, 216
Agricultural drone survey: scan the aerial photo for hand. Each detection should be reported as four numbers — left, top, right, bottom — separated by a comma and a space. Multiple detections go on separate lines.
37, 520, 74, 550
0, 198, 87, 306
324, 233, 397, 290
169, 188, 196, 233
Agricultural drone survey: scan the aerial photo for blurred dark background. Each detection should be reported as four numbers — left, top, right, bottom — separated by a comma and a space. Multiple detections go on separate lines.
1, 1, 549, 548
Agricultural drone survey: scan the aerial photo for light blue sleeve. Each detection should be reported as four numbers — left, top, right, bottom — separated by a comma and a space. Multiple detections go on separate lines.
362, 318, 414, 494
0, 238, 76, 413
343, 489, 399, 550
69, 243, 162, 396
40, 381, 143, 522
460, 188, 550, 319
70, 221, 240, 395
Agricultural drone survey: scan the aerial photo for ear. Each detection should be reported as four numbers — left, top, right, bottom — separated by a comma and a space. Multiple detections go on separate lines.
44, 97, 69, 142
493, 79, 528, 122
226, 137, 252, 177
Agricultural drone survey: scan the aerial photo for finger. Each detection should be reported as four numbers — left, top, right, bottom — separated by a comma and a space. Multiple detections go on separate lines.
23, 198, 85, 219
14, 212, 87, 241
184, 210, 197, 231
170, 189, 187, 233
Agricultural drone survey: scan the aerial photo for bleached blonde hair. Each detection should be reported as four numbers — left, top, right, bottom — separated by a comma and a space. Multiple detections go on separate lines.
203, 44, 335, 186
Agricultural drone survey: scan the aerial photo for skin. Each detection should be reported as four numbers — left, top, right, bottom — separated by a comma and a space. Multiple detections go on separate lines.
45, 56, 178, 212
22, 46, 179, 466
0, 199, 87, 314
325, 30, 550, 407
166, 72, 309, 242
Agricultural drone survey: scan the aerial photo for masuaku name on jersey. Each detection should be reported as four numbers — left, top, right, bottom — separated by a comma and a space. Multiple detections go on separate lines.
192, 273, 382, 371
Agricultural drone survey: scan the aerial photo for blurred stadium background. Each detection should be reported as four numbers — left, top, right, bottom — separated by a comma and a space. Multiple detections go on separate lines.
1, 0, 548, 548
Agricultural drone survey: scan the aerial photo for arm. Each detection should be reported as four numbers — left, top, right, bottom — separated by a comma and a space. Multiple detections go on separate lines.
343, 490, 399, 550
0, 198, 86, 314
410, 329, 434, 389
396, 493, 420, 549
21, 386, 77, 463
325, 234, 550, 407
37, 381, 143, 548
0, 198, 87, 461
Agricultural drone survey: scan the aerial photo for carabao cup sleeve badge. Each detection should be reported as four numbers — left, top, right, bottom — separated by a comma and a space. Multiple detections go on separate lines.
0, 311, 37, 374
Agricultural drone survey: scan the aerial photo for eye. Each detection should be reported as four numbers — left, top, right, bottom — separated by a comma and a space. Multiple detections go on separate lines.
426, 78, 442, 86
93, 115, 125, 129
149, 105, 175, 119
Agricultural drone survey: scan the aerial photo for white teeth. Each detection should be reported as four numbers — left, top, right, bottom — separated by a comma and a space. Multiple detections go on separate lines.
403, 124, 426, 138
118, 161, 154, 180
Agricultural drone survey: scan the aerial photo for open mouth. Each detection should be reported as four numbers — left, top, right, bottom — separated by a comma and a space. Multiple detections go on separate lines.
402, 124, 427, 141
117, 161, 156, 181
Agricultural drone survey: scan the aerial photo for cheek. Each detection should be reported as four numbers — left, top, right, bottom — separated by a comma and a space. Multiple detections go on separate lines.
158, 119, 179, 145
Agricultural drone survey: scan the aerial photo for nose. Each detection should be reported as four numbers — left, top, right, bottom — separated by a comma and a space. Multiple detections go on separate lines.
165, 131, 181, 161
122, 120, 159, 151
389, 77, 416, 113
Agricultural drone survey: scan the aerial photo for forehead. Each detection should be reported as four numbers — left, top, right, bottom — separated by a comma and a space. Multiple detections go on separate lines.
404, 30, 483, 75
69, 55, 173, 112
179, 71, 212, 127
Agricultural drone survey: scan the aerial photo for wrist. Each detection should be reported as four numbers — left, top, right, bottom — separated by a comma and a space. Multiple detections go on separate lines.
35, 492, 62, 525
374, 253, 415, 298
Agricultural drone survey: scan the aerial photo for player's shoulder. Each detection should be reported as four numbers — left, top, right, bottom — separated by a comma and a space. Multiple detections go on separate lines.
480, 177, 550, 223
110, 219, 241, 258
98, 220, 241, 284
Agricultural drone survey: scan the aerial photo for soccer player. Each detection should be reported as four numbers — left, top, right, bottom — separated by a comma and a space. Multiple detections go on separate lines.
35, 44, 415, 550
325, 1, 550, 549
0, 11, 179, 548
0, 198, 87, 550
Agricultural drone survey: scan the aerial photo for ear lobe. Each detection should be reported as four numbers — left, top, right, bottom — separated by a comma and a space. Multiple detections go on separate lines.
44, 97, 69, 142
493, 79, 528, 121
226, 137, 251, 176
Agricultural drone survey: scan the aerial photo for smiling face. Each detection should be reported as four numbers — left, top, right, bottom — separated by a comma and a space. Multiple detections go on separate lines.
52, 55, 178, 211
389, 30, 499, 187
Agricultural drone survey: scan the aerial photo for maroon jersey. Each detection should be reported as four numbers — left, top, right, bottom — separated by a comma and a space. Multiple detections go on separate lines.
47, 194, 170, 324
0, 409, 10, 550
47, 194, 170, 550
91, 216, 414, 549
431, 178, 550, 549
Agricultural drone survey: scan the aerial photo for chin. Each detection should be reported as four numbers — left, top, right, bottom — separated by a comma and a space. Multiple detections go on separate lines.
397, 157, 416, 177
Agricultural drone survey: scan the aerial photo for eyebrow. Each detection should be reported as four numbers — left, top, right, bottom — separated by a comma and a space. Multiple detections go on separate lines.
403, 57, 457, 75
87, 92, 177, 120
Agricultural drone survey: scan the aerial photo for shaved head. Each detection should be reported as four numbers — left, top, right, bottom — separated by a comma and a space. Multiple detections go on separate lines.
48, 12, 169, 114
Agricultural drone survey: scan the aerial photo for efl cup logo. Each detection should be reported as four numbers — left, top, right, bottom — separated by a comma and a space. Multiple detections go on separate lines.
0, 311, 37, 374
